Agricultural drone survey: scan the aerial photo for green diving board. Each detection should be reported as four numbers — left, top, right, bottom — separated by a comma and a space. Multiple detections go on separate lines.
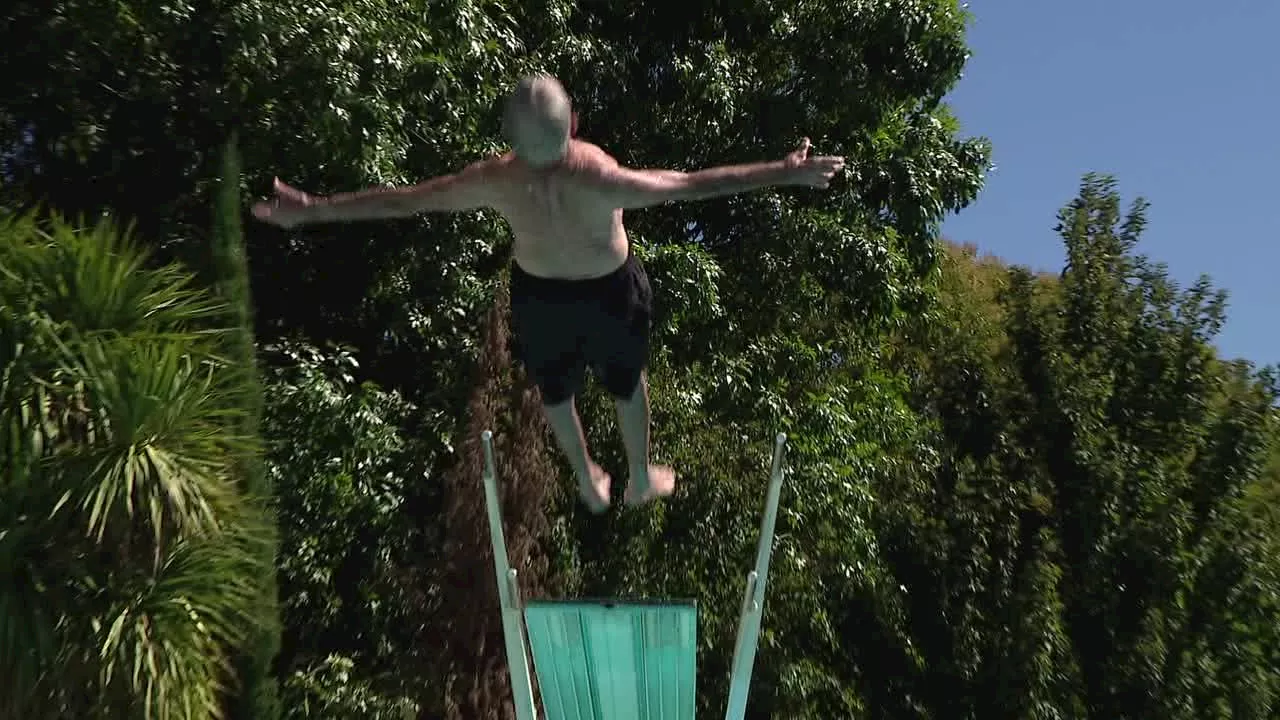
524, 600, 698, 720
480, 431, 788, 720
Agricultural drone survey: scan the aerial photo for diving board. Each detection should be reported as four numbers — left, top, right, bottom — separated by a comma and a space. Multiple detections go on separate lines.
481, 430, 788, 720
524, 600, 698, 720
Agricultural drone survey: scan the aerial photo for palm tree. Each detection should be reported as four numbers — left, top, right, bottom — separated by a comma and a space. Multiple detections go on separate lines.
0, 207, 271, 719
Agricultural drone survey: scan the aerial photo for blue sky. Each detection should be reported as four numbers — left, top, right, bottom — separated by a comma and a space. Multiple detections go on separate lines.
941, 0, 1278, 366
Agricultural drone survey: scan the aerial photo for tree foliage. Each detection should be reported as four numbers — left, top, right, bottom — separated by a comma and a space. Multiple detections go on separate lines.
3, 1, 1279, 719
260, 341, 426, 719
209, 134, 282, 720
889, 175, 1280, 719
0, 210, 272, 719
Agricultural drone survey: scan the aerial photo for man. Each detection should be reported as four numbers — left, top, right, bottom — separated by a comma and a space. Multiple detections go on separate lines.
253, 74, 844, 513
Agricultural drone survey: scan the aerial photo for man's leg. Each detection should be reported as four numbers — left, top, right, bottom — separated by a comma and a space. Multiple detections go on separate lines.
613, 374, 650, 469
591, 254, 674, 506
613, 373, 675, 506
542, 396, 611, 513
509, 264, 610, 513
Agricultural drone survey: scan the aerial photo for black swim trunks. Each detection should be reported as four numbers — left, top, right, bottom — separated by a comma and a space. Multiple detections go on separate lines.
510, 251, 653, 405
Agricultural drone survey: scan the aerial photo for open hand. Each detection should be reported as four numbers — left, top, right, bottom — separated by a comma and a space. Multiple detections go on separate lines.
251, 178, 316, 228
783, 138, 845, 189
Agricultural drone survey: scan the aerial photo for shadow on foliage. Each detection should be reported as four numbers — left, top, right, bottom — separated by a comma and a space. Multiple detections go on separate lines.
433, 277, 561, 720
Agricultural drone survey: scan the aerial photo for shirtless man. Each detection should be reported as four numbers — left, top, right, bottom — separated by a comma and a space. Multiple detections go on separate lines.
252, 74, 844, 513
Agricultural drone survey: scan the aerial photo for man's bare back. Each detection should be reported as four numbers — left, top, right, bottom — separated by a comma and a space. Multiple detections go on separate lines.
483, 141, 631, 280
251, 73, 844, 513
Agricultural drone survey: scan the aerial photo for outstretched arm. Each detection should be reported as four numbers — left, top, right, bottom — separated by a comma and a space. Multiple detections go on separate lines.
594, 139, 844, 210
253, 161, 495, 228
638, 163, 790, 202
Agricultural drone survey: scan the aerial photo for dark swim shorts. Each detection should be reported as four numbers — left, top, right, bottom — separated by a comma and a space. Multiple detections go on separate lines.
509, 251, 653, 406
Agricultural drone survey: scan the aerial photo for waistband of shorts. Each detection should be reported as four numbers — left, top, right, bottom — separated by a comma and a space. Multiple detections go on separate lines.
510, 248, 635, 295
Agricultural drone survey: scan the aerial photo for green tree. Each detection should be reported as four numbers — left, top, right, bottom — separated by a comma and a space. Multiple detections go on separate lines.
209, 134, 281, 719
891, 175, 1280, 719
0, 0, 988, 433
1, 0, 991, 715
1014, 176, 1280, 719
0, 210, 272, 719
260, 341, 425, 719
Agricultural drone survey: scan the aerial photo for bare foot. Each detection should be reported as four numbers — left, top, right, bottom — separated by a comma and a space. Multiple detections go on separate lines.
623, 464, 676, 507
577, 462, 612, 514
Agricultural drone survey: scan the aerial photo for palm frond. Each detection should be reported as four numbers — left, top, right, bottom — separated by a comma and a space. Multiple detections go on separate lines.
53, 333, 252, 545
0, 209, 272, 719
0, 212, 228, 339
0, 484, 271, 720
65, 518, 268, 720
0, 545, 62, 717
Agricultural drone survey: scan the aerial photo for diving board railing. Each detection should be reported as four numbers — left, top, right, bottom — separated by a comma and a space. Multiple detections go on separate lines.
481, 430, 788, 720
481, 431, 539, 720
723, 433, 787, 720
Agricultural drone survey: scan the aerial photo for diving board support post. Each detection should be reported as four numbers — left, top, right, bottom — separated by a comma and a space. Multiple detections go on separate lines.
480, 430, 539, 720
723, 432, 789, 720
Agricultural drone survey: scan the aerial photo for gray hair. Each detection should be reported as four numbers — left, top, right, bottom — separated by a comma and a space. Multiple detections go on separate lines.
502, 74, 572, 161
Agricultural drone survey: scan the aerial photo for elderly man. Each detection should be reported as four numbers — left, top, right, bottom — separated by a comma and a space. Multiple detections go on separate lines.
253, 74, 844, 513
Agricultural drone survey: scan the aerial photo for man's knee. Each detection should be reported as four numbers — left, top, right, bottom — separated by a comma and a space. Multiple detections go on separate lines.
604, 367, 645, 402
542, 393, 574, 411
537, 377, 577, 408
525, 360, 583, 408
